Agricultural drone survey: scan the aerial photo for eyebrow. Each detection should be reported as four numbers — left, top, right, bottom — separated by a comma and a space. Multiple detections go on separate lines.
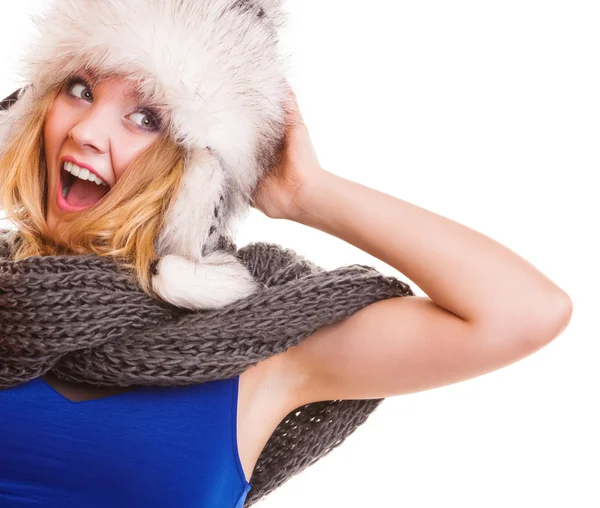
124, 87, 146, 102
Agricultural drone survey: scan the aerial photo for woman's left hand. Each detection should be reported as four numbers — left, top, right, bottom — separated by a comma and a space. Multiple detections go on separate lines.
251, 86, 326, 221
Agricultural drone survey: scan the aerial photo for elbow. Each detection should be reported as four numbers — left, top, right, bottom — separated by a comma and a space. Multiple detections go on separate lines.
548, 290, 573, 339
520, 289, 573, 346
479, 288, 573, 347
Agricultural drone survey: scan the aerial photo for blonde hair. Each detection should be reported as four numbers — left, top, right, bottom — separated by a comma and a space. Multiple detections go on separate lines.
0, 83, 186, 296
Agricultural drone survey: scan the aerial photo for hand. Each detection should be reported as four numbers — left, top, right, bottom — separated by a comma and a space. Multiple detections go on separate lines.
251, 86, 326, 221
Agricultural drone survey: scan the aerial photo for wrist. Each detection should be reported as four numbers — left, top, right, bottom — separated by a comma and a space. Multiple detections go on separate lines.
289, 167, 338, 225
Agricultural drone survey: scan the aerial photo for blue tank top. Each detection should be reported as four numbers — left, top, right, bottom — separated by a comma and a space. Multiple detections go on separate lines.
0, 374, 252, 507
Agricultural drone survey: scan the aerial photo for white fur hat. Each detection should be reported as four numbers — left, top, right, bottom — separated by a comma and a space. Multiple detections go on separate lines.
0, 0, 291, 309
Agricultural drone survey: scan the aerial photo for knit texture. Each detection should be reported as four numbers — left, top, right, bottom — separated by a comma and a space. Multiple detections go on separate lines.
0, 228, 414, 505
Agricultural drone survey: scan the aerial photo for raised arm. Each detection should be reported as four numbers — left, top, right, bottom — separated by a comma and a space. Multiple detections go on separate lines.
281, 169, 571, 405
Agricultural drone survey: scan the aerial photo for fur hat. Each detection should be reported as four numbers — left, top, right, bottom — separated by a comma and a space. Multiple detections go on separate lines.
0, 0, 291, 309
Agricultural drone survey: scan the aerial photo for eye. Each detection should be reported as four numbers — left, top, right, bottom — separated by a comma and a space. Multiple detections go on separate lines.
64, 76, 162, 133
128, 109, 162, 133
66, 78, 92, 101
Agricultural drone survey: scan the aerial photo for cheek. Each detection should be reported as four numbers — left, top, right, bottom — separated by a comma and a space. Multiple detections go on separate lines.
113, 137, 156, 182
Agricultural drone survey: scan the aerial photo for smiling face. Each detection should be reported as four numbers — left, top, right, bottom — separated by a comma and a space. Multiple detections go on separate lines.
43, 71, 163, 234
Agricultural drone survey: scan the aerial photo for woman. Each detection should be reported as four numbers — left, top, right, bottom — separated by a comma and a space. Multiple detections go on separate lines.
0, 1, 572, 507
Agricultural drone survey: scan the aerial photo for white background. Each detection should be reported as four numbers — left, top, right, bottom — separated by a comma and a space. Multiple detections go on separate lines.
1, 1, 598, 507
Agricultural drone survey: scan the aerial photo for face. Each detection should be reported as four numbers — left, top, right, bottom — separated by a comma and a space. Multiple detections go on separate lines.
43, 71, 163, 234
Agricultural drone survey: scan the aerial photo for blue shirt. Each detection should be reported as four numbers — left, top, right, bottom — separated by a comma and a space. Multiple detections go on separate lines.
0, 374, 252, 507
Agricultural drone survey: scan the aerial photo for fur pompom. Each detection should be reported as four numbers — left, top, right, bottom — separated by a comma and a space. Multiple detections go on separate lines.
151, 251, 260, 309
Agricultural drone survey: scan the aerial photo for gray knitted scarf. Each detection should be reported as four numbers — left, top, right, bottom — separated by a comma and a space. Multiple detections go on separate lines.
0, 228, 414, 506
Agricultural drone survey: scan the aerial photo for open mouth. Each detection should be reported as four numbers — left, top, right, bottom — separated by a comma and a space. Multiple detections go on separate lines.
58, 163, 110, 211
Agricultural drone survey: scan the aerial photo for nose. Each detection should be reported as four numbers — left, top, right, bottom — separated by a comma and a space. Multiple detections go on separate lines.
67, 103, 113, 154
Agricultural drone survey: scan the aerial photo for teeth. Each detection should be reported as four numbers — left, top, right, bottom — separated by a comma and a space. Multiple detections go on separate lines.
63, 161, 108, 187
